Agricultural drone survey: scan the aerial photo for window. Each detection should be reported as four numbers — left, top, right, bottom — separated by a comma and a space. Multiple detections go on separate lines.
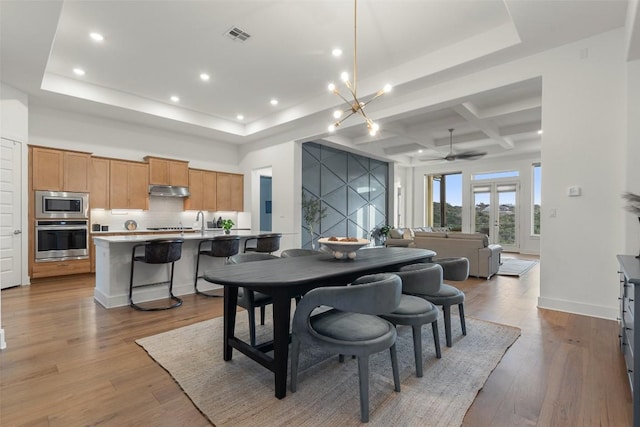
426, 173, 462, 231
472, 170, 519, 180
532, 163, 541, 235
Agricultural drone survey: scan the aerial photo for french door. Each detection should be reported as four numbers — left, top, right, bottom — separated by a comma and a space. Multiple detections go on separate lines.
471, 181, 519, 252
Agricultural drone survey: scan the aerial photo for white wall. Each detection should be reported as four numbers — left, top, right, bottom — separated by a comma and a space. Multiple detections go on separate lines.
238, 141, 300, 251
626, 59, 640, 256
28, 105, 240, 172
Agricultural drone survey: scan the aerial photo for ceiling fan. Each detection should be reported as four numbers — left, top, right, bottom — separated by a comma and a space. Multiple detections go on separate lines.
420, 128, 487, 162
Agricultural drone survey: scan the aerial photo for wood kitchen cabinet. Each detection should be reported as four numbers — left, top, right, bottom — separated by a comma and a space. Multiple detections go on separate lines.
109, 160, 149, 210
89, 157, 110, 209
216, 172, 243, 211
31, 146, 90, 192
31, 258, 91, 279
145, 156, 189, 186
184, 169, 217, 211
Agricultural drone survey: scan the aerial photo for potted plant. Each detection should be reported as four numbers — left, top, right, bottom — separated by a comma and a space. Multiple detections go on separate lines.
301, 193, 327, 249
623, 192, 640, 258
221, 219, 234, 234
371, 224, 392, 246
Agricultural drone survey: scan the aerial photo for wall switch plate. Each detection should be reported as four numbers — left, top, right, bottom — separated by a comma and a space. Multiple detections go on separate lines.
567, 186, 581, 197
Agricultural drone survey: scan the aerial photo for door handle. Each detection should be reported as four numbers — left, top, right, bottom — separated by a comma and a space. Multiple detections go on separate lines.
13, 230, 22, 234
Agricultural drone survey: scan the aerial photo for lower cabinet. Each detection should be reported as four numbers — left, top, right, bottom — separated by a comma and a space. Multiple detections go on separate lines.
618, 255, 640, 427
31, 258, 91, 279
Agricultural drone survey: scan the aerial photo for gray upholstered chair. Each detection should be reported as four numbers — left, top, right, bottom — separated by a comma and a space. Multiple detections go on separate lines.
243, 233, 282, 254
280, 248, 324, 258
380, 267, 441, 377
227, 253, 279, 346
400, 260, 467, 347
194, 235, 240, 297
290, 273, 402, 423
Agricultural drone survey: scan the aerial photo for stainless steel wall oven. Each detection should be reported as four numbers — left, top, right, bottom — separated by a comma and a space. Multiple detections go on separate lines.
35, 220, 89, 261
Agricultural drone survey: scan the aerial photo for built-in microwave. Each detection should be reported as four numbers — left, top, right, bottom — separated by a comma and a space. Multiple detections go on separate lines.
35, 191, 89, 219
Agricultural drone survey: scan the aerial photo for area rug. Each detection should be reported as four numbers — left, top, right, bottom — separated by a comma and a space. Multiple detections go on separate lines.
137, 310, 520, 426
497, 257, 539, 276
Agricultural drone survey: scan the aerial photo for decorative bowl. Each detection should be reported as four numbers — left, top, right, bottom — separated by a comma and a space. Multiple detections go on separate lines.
317, 237, 371, 259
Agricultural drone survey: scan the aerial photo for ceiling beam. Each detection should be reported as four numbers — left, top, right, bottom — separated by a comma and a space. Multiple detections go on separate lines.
453, 102, 514, 149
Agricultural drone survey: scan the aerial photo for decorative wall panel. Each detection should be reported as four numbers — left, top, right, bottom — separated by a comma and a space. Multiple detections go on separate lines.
301, 142, 388, 249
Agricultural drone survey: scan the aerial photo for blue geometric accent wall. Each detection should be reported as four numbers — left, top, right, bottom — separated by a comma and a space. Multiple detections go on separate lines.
301, 142, 388, 249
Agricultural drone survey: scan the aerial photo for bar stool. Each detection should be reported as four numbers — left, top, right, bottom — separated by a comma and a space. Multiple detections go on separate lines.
194, 235, 240, 297
243, 233, 282, 254
129, 239, 183, 311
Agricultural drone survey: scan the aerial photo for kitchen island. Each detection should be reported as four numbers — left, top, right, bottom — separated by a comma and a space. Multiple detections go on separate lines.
93, 230, 289, 308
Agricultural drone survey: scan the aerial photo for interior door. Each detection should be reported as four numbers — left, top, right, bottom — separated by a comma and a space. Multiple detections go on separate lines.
1, 138, 22, 288
472, 181, 519, 252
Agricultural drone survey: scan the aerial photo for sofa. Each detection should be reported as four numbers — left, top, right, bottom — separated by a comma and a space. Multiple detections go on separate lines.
386, 228, 502, 279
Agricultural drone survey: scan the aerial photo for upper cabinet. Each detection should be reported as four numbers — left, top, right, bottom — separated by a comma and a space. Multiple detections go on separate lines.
184, 169, 217, 211
145, 156, 189, 186
216, 172, 243, 212
109, 160, 149, 210
32, 146, 90, 192
89, 157, 110, 209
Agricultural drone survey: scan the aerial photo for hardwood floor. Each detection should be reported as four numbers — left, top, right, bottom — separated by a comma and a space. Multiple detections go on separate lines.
0, 256, 632, 426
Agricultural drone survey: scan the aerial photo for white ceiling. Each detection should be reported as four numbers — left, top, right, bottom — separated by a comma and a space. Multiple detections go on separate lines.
0, 0, 635, 166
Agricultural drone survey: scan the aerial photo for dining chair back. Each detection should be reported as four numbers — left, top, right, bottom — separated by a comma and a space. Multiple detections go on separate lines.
290, 273, 402, 423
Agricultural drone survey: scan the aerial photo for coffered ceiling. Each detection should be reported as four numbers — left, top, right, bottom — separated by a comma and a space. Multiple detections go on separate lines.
0, 1, 634, 166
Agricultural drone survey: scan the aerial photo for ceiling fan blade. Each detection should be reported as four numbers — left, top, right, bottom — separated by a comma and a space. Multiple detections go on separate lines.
454, 151, 487, 160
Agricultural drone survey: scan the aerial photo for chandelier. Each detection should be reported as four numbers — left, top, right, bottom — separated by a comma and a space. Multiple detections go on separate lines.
327, 0, 391, 136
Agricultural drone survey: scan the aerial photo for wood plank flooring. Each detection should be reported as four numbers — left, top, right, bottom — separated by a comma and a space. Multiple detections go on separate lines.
0, 255, 632, 426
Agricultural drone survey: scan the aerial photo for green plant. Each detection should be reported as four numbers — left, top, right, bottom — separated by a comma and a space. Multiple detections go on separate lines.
221, 219, 234, 231
371, 224, 392, 240
623, 192, 640, 216
301, 193, 327, 248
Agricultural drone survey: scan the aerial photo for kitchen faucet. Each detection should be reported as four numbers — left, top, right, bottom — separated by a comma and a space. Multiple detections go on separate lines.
196, 211, 205, 234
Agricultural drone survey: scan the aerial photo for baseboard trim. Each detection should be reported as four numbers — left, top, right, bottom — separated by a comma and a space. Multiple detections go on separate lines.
0, 328, 6, 350
538, 296, 618, 320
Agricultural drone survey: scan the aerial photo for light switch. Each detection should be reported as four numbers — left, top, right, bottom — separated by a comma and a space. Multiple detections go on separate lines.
567, 186, 581, 197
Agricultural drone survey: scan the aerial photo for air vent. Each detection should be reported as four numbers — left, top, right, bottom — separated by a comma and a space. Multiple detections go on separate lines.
225, 26, 251, 42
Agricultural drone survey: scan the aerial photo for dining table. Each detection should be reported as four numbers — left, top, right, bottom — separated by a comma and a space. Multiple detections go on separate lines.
203, 246, 436, 399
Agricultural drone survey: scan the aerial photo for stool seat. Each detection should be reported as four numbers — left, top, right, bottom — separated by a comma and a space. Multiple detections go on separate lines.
129, 239, 183, 311
244, 233, 282, 254
194, 235, 240, 297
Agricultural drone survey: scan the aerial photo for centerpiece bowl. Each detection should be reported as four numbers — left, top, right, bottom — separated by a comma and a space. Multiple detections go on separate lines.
318, 237, 371, 259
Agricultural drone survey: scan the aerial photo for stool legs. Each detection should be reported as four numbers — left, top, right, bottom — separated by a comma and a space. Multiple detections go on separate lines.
129, 259, 183, 311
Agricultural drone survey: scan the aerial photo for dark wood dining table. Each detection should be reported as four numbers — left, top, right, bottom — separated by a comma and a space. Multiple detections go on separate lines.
203, 246, 436, 399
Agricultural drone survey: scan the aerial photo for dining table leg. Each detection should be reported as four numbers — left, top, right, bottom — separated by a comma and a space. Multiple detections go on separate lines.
223, 286, 239, 361
272, 290, 292, 399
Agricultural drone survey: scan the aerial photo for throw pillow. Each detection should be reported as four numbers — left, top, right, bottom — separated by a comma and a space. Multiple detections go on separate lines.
389, 228, 403, 239
403, 228, 415, 240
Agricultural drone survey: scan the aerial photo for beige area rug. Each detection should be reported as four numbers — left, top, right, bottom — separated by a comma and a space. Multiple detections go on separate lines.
137, 309, 520, 426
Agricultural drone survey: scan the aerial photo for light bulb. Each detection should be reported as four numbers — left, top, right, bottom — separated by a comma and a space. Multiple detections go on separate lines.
369, 128, 377, 137
383, 84, 392, 93
372, 122, 380, 131
73, 68, 86, 76
89, 32, 104, 42
328, 124, 336, 132
340, 72, 349, 82
333, 110, 343, 119
332, 48, 342, 57
328, 83, 336, 92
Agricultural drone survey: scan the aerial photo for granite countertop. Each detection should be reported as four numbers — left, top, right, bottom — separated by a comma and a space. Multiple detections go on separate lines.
93, 229, 276, 243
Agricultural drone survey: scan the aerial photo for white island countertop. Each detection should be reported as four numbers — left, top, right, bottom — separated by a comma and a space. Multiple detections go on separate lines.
93, 229, 271, 243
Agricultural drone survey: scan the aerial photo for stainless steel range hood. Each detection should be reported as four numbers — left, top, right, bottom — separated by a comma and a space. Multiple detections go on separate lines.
148, 185, 190, 197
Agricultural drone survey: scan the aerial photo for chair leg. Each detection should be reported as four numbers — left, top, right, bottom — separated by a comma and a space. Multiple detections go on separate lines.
290, 337, 301, 392
260, 305, 266, 325
247, 308, 257, 346
459, 303, 467, 336
193, 252, 201, 291
431, 320, 442, 359
389, 344, 400, 392
411, 325, 423, 377
129, 252, 136, 307
357, 355, 370, 423
443, 304, 453, 347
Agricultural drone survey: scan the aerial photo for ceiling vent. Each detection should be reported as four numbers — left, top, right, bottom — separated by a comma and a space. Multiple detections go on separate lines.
225, 27, 251, 42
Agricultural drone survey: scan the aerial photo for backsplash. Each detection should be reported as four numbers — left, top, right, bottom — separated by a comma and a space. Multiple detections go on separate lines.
90, 197, 250, 231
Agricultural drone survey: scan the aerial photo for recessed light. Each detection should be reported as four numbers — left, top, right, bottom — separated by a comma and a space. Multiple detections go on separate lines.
270, 99, 278, 106
200, 73, 210, 81
537, 129, 543, 135
89, 32, 104, 42
170, 95, 180, 102
332, 48, 342, 57
73, 68, 86, 76
418, 149, 423, 153
236, 114, 244, 120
